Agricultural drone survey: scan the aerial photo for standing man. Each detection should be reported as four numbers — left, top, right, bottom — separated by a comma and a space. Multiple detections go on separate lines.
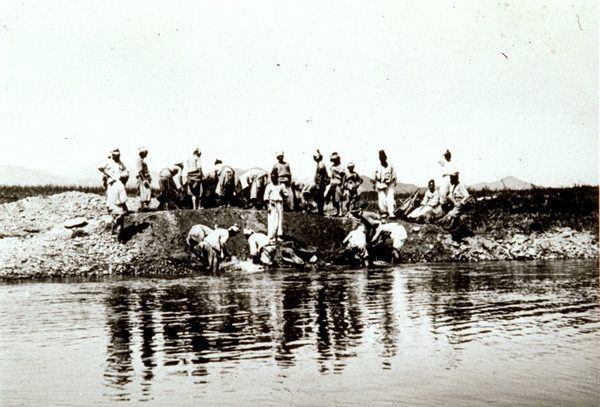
136, 147, 152, 210
186, 148, 203, 210
272, 151, 294, 211
106, 170, 130, 243
344, 162, 363, 213
99, 148, 127, 193
326, 152, 345, 217
313, 150, 329, 215
263, 170, 288, 242
438, 149, 456, 206
373, 149, 397, 219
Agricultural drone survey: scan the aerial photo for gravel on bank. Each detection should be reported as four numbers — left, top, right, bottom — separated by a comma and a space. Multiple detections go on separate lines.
0, 192, 597, 279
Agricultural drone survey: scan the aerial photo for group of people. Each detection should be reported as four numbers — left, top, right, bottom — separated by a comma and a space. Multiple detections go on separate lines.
99, 146, 472, 249
404, 149, 472, 229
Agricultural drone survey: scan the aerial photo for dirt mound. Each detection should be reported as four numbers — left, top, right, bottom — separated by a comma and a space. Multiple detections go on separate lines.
0, 191, 597, 279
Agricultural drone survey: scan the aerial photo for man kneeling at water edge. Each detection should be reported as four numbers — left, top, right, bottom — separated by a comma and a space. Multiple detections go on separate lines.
369, 221, 407, 263
243, 229, 275, 266
343, 224, 370, 266
186, 223, 214, 254
195, 225, 240, 272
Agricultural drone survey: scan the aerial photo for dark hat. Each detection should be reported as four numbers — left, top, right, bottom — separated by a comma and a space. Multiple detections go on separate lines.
330, 152, 340, 161
378, 149, 387, 160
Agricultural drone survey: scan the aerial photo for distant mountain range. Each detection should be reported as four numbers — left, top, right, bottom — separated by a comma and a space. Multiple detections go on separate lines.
0, 164, 155, 189
469, 176, 534, 191
0, 165, 533, 192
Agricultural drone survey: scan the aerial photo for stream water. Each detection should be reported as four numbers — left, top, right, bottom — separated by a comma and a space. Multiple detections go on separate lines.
0, 259, 598, 406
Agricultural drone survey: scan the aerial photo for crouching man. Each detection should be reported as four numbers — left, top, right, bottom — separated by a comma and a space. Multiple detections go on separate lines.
186, 223, 214, 254
197, 225, 240, 273
243, 228, 275, 266
342, 224, 370, 266
369, 221, 407, 263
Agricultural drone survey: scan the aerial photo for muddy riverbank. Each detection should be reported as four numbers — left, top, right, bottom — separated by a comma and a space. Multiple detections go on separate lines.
0, 191, 597, 279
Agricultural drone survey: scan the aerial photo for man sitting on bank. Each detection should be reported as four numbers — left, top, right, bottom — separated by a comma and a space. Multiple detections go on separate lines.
408, 179, 443, 223
439, 172, 471, 230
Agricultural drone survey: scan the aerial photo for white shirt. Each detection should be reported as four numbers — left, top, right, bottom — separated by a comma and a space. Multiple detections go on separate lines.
374, 163, 396, 189
248, 232, 270, 256
264, 183, 287, 202
344, 227, 367, 249
372, 222, 407, 242
439, 157, 456, 177
204, 228, 230, 251
186, 224, 213, 245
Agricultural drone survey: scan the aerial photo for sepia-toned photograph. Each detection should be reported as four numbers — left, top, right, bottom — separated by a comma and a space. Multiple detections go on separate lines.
0, 1, 598, 406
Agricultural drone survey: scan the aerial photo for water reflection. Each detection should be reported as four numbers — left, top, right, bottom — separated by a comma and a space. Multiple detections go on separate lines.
104, 286, 134, 401
98, 260, 599, 402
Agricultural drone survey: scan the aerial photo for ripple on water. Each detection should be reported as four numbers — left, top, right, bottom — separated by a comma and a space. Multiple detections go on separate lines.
0, 260, 598, 407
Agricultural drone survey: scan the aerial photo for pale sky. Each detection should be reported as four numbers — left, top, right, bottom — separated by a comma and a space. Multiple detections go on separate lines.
1, 1, 598, 187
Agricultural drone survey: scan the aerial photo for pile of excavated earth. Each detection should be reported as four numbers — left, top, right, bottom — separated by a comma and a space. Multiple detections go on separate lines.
0, 191, 597, 279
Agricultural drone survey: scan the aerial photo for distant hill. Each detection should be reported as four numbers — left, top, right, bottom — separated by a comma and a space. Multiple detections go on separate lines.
470, 176, 533, 191
357, 175, 419, 195
0, 165, 74, 186
0, 164, 155, 189
0, 165, 531, 193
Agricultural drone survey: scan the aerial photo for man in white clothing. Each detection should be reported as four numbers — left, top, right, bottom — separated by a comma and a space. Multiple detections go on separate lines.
198, 225, 240, 272
369, 221, 407, 263
438, 149, 456, 205
106, 170, 130, 243
342, 224, 369, 265
440, 172, 471, 229
243, 228, 274, 265
373, 149, 397, 219
186, 223, 214, 254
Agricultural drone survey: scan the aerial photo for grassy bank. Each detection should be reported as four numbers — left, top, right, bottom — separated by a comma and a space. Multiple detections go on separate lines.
361, 185, 598, 238
1, 184, 598, 238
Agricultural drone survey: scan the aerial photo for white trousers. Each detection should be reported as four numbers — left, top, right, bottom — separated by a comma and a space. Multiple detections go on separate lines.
268, 201, 283, 239
377, 187, 395, 216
